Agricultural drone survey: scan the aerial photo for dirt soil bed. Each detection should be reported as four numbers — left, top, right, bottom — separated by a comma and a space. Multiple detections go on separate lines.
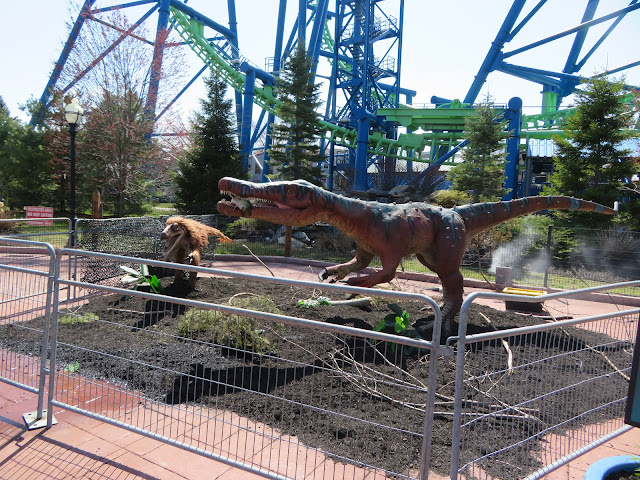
0, 273, 631, 479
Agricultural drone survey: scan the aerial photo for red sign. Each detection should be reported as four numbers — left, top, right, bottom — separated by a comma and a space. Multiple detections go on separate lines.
25, 206, 54, 226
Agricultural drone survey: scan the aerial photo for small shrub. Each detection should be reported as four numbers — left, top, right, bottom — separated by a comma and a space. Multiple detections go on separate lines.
430, 189, 472, 208
225, 217, 272, 237
0, 209, 17, 234
178, 294, 281, 353
58, 312, 99, 325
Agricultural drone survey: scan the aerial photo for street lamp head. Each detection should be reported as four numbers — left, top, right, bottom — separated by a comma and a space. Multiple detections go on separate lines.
64, 97, 84, 125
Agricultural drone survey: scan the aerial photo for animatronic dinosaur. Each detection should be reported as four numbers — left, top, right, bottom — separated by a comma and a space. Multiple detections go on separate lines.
217, 177, 614, 339
161, 216, 233, 288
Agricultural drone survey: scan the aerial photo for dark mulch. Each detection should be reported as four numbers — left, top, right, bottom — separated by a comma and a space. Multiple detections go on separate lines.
606, 472, 639, 480
0, 273, 631, 479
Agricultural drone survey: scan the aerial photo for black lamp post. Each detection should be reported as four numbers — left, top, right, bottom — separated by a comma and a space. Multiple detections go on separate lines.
64, 98, 83, 245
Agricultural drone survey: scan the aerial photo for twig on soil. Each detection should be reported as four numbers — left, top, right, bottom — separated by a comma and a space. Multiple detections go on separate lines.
242, 244, 275, 276
329, 297, 372, 307
107, 307, 164, 315
465, 375, 543, 426
546, 310, 630, 382
478, 312, 513, 374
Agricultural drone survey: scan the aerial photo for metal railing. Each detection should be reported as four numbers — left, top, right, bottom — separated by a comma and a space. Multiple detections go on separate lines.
0, 238, 57, 426
450, 283, 640, 480
2, 245, 445, 479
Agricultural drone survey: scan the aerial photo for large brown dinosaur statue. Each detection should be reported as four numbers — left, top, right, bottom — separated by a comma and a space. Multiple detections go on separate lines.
217, 177, 615, 340
161, 216, 233, 288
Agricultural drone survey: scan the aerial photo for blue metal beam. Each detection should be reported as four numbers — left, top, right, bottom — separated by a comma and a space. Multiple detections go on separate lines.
464, 0, 526, 104
35, 0, 96, 123
155, 65, 208, 121
168, 0, 236, 40
503, 97, 522, 200
505, 0, 548, 42
576, 0, 639, 71
262, 0, 287, 181
563, 0, 599, 74
92, 0, 156, 14
503, 3, 640, 59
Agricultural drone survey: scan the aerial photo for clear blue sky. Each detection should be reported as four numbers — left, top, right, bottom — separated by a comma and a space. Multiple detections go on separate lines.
1, 0, 638, 123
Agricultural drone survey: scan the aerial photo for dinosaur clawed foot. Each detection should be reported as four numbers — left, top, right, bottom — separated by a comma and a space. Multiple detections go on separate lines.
318, 268, 329, 282
318, 268, 338, 283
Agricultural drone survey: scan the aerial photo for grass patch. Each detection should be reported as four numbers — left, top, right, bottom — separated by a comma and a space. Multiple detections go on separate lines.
177, 294, 281, 353
58, 312, 99, 325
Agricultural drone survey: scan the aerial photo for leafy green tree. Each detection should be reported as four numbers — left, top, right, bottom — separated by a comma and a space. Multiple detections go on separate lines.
174, 75, 245, 214
268, 43, 324, 185
0, 97, 55, 210
545, 76, 638, 226
80, 90, 159, 217
449, 99, 509, 202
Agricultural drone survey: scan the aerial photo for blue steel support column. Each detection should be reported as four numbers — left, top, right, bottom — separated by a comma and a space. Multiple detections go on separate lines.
309, 0, 329, 76
262, 0, 288, 182
503, 97, 522, 201
145, 0, 171, 118
355, 115, 370, 191
298, 0, 306, 45
240, 68, 256, 172
227, 0, 243, 135
354, 0, 372, 191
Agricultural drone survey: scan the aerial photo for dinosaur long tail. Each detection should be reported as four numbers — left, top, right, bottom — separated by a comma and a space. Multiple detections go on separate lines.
455, 196, 615, 237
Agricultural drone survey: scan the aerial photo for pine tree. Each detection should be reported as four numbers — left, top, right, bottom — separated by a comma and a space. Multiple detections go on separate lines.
544, 76, 637, 225
268, 43, 324, 185
449, 99, 509, 203
174, 75, 245, 214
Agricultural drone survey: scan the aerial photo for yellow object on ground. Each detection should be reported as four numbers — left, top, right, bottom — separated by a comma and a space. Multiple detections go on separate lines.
502, 287, 546, 297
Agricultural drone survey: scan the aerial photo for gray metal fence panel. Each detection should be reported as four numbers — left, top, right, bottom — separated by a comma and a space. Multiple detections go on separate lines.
44, 250, 444, 480
0, 217, 72, 247
451, 283, 640, 480
0, 238, 56, 420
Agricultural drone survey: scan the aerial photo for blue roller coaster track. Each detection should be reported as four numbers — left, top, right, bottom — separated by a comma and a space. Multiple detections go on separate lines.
38, 0, 639, 199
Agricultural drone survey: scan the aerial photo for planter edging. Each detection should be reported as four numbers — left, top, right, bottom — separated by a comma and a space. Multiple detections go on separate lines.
585, 455, 640, 479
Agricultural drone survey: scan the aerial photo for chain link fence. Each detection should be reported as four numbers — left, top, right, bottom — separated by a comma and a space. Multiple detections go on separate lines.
3, 215, 639, 298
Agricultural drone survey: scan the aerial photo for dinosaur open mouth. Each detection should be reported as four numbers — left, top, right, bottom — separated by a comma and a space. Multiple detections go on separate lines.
163, 233, 184, 261
218, 192, 291, 213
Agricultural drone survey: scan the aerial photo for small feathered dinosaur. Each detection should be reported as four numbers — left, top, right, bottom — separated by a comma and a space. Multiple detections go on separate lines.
160, 216, 233, 288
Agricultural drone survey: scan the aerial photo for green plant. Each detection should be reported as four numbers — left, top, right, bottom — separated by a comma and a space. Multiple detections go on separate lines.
298, 296, 332, 308
120, 264, 162, 293
64, 361, 80, 373
375, 303, 411, 335
371, 303, 423, 355
58, 312, 98, 325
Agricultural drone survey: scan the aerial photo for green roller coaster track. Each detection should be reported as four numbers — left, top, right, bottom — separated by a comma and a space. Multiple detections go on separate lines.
169, 7, 633, 166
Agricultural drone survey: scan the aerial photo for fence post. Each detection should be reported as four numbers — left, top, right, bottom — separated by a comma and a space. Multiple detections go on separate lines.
544, 224, 553, 288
